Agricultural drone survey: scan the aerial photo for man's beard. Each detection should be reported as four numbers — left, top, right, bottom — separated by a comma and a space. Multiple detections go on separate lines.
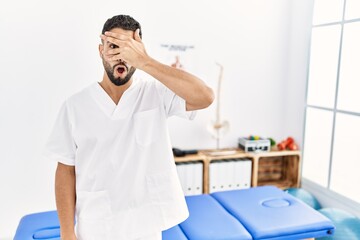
103, 60, 136, 86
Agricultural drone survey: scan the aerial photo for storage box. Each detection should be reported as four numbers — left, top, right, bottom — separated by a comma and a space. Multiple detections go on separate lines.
238, 137, 270, 153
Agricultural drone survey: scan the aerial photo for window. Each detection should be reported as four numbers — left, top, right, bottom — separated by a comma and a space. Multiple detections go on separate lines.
307, 25, 341, 108
345, 0, 360, 20
337, 22, 360, 113
331, 113, 360, 202
303, 108, 333, 187
312, 0, 344, 25
303, 0, 360, 203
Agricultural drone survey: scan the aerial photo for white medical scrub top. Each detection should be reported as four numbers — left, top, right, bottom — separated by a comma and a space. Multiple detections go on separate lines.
42, 77, 196, 240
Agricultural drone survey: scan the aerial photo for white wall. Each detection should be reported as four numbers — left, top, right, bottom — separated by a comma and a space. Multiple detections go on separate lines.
0, 0, 313, 238
168, 0, 293, 149
284, 0, 314, 149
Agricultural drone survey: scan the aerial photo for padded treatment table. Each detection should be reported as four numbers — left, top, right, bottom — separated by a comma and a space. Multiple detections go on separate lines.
14, 210, 186, 240
162, 225, 188, 240
14, 186, 335, 240
180, 194, 252, 240
14, 210, 61, 240
211, 186, 335, 239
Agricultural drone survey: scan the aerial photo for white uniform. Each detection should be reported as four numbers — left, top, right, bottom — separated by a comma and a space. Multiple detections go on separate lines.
43, 77, 196, 240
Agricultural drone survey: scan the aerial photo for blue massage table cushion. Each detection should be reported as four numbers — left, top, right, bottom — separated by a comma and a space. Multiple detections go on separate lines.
14, 187, 335, 240
162, 225, 188, 240
180, 194, 252, 240
14, 210, 187, 240
211, 186, 335, 240
14, 210, 60, 240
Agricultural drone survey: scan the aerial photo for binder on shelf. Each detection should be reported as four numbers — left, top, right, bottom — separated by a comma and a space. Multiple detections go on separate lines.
185, 162, 193, 195
234, 159, 242, 190
209, 161, 218, 193
231, 158, 252, 190
176, 163, 186, 194
210, 159, 235, 193
230, 159, 237, 190
194, 162, 203, 195
242, 159, 252, 189
225, 159, 234, 191
218, 160, 226, 191
176, 161, 204, 196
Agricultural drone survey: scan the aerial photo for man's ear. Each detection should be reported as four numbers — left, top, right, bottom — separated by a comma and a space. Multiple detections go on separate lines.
99, 44, 104, 58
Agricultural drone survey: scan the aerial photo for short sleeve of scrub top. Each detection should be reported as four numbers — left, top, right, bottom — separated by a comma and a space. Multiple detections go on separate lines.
155, 80, 196, 120
42, 100, 77, 166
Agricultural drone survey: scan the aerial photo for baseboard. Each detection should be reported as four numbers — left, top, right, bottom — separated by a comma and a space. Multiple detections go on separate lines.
302, 178, 360, 218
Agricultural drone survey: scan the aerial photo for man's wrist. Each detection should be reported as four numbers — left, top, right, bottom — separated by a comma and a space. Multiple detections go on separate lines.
60, 231, 76, 239
140, 56, 155, 72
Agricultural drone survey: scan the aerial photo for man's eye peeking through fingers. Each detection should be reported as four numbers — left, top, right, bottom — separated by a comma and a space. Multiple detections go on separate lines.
109, 43, 118, 49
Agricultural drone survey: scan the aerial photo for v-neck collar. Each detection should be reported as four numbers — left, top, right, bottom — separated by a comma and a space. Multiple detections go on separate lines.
89, 78, 140, 119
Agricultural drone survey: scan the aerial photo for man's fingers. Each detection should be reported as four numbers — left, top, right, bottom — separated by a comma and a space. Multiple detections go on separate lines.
103, 52, 121, 61
100, 34, 124, 48
104, 50, 121, 57
100, 35, 121, 45
106, 48, 121, 55
104, 31, 130, 41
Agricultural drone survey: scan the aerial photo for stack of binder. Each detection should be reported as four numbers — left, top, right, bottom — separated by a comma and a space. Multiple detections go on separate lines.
209, 158, 252, 193
176, 162, 203, 196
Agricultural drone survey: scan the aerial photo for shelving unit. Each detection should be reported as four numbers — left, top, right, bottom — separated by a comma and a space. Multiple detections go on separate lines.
174, 148, 301, 194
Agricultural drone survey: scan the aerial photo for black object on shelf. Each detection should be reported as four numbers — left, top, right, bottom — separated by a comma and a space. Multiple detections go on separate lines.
172, 148, 198, 157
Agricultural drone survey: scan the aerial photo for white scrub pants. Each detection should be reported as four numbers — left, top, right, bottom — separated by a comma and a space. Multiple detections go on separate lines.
134, 232, 162, 240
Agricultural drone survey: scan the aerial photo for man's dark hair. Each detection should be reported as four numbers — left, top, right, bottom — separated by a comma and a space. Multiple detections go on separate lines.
102, 15, 142, 38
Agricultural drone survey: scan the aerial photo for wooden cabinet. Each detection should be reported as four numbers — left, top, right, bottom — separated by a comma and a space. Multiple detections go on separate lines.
174, 149, 301, 194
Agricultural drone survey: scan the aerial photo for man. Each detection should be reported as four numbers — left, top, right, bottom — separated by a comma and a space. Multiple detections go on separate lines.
43, 15, 214, 240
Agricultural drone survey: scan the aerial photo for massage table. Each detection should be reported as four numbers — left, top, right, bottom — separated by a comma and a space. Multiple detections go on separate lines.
14, 186, 334, 239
